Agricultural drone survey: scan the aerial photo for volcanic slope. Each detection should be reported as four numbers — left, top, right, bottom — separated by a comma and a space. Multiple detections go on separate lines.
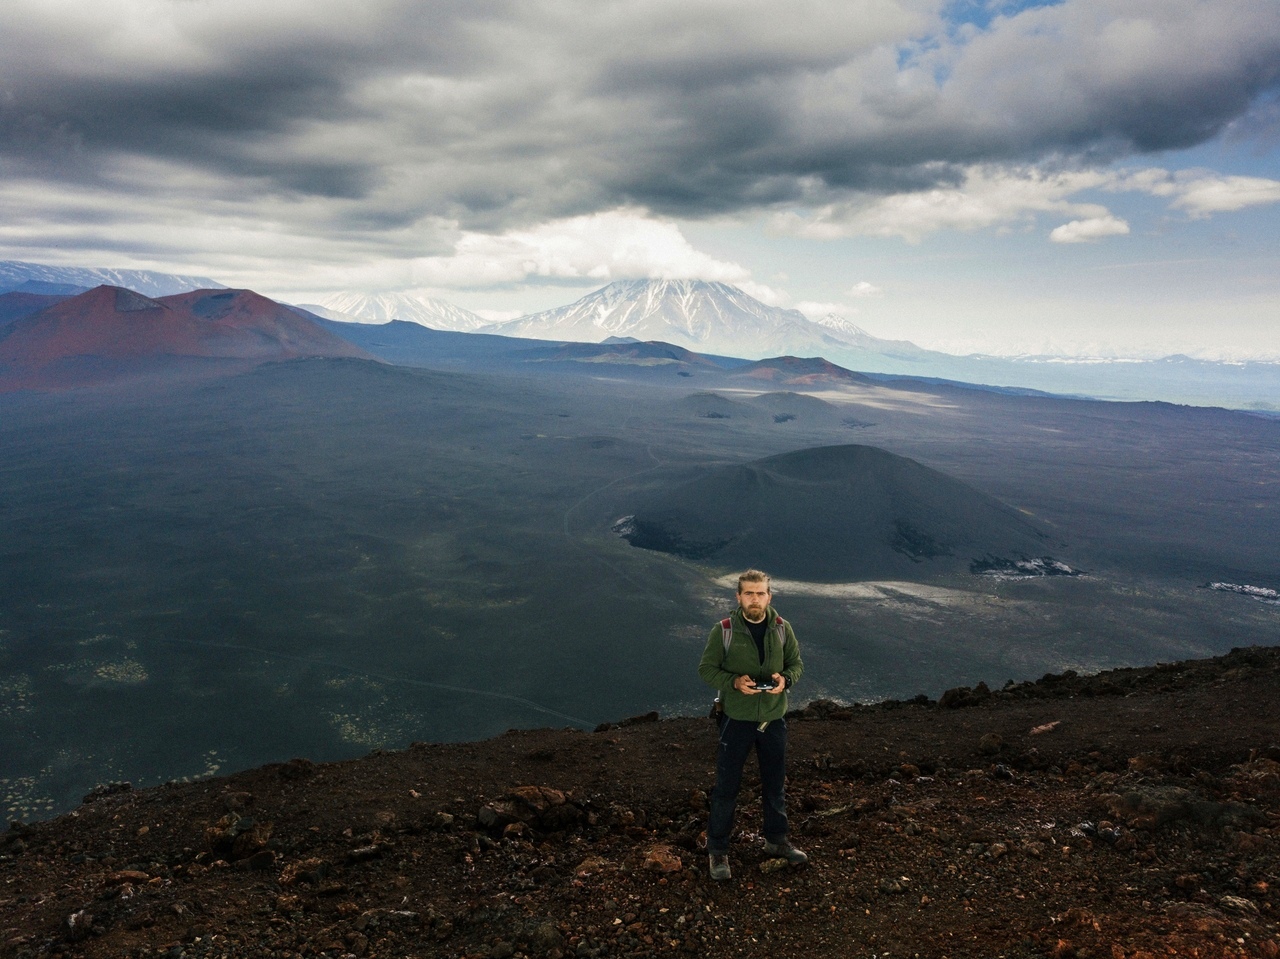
0, 286, 370, 390
620, 443, 1061, 580
727, 354, 876, 387
0, 291, 68, 329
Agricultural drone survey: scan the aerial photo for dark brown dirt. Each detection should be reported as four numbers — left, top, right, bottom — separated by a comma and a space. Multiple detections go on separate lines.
4, 646, 1280, 959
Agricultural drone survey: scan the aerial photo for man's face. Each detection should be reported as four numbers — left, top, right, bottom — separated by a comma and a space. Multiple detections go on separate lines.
737, 582, 771, 622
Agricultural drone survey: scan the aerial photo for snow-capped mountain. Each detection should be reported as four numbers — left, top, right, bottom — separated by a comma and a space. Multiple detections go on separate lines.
305, 292, 489, 332
481, 279, 886, 360
809, 312, 926, 357
0, 260, 225, 298
811, 313, 870, 338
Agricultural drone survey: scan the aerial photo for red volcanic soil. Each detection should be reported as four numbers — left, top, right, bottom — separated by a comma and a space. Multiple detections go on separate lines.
0, 286, 371, 391
730, 355, 873, 387
3, 647, 1279, 959
157, 290, 369, 362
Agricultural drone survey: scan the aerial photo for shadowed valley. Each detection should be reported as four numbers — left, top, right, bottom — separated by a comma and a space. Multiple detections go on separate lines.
0, 289, 1277, 824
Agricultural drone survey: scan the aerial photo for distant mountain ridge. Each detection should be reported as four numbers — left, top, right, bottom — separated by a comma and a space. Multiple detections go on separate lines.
0, 260, 225, 298
6, 263, 1278, 407
304, 292, 489, 332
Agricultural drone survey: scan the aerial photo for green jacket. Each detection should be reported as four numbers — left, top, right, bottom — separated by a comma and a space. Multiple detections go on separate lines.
698, 605, 803, 723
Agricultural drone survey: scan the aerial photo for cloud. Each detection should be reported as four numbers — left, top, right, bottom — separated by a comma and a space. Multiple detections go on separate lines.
771, 161, 1280, 244
796, 301, 854, 319
1171, 175, 1280, 216
849, 281, 883, 297
771, 166, 1115, 241
410, 209, 755, 288
1049, 215, 1131, 243
1, 0, 1276, 244
1105, 166, 1280, 218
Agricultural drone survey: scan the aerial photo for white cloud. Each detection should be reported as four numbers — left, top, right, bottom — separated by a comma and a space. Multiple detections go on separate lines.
1049, 215, 1131, 243
771, 161, 1280, 247
409, 209, 756, 289
1167, 175, 1280, 217
849, 281, 883, 297
736, 280, 788, 306
4, 0, 1277, 238
771, 166, 1115, 242
796, 300, 852, 319
0, 0, 1277, 309
1108, 167, 1280, 217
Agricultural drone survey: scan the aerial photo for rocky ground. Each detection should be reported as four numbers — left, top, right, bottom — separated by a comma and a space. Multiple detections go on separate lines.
4, 646, 1280, 959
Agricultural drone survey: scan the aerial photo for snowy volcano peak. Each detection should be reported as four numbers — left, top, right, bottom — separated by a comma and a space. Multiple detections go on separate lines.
603, 278, 760, 314
812, 313, 871, 338
483, 278, 845, 358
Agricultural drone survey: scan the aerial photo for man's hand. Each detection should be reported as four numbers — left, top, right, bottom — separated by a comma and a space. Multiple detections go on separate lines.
767, 672, 786, 695
733, 675, 760, 695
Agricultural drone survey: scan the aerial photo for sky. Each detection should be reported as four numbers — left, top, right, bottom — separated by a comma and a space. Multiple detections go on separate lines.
1, 0, 1278, 359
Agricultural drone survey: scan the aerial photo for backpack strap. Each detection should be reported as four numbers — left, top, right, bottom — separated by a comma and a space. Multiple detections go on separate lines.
773, 616, 789, 690
714, 618, 734, 709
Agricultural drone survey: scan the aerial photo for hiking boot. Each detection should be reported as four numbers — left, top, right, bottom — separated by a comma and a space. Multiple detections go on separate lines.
762, 839, 809, 865
708, 853, 732, 881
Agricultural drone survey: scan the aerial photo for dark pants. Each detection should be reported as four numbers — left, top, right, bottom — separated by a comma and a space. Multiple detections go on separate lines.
707, 717, 788, 854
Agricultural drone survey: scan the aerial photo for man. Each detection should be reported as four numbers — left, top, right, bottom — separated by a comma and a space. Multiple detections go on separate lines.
698, 569, 806, 881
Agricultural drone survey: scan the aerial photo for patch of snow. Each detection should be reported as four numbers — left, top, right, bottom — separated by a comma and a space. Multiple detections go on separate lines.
971, 557, 1082, 579
1208, 582, 1280, 605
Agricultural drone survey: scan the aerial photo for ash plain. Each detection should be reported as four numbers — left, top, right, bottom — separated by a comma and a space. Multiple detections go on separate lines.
1, 355, 1277, 820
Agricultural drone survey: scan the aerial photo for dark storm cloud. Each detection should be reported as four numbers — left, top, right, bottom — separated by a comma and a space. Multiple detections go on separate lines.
1, 0, 1278, 229
2, 68, 373, 199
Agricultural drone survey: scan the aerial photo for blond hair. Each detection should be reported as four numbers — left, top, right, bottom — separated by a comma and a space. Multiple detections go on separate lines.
736, 569, 771, 593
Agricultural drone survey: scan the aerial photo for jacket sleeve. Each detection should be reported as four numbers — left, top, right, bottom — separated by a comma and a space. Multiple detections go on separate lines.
698, 625, 735, 693
780, 621, 803, 690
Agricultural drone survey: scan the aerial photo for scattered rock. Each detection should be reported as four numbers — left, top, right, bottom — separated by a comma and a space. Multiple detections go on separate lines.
105, 869, 151, 885
642, 844, 683, 873
64, 909, 95, 942
82, 782, 132, 803
1224, 758, 1280, 799
204, 814, 272, 861
276, 758, 317, 780
279, 857, 329, 887
1218, 895, 1259, 914
794, 699, 854, 721
574, 855, 615, 877
222, 791, 254, 811
529, 921, 564, 953
940, 681, 993, 709
347, 843, 385, 863
8, 644, 1280, 959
